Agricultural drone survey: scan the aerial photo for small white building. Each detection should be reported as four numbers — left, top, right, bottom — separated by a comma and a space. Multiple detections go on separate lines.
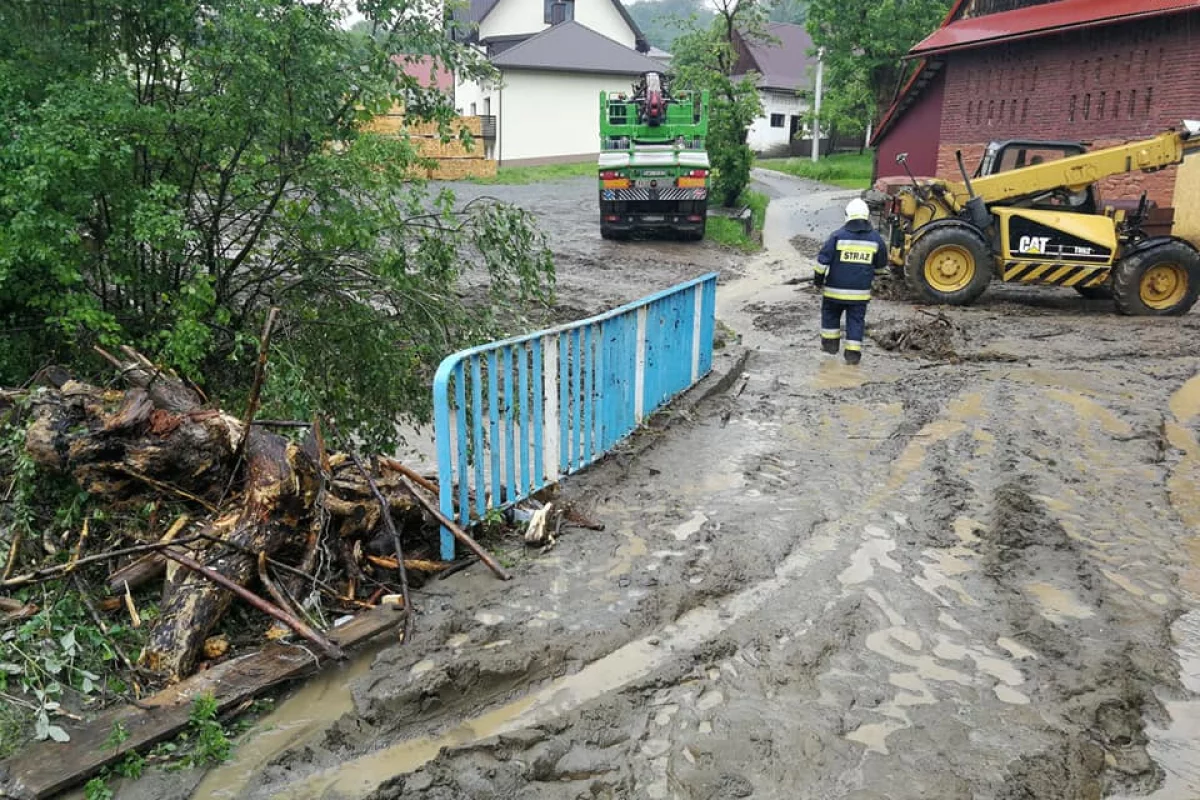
732, 22, 818, 158
451, 0, 664, 164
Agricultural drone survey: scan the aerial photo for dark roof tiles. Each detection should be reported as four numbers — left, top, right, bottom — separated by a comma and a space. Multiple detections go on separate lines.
490, 21, 665, 75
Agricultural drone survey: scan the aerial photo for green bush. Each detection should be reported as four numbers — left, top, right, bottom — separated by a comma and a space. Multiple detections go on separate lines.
0, 1, 555, 450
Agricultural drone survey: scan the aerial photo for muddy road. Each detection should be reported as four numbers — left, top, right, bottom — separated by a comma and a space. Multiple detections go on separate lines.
138, 171, 1200, 800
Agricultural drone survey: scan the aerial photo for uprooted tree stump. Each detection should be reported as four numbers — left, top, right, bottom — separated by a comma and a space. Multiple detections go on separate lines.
21, 349, 428, 681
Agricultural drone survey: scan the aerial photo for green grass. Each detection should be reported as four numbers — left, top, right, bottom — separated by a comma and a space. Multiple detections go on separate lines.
466, 160, 596, 185
756, 151, 874, 190
706, 190, 769, 252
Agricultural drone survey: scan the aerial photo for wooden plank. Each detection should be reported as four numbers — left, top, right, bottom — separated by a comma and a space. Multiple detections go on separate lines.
0, 606, 404, 800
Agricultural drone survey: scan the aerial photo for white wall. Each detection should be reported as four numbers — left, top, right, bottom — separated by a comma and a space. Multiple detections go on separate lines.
498, 70, 641, 162
479, 0, 635, 47
454, 55, 500, 159
747, 89, 806, 157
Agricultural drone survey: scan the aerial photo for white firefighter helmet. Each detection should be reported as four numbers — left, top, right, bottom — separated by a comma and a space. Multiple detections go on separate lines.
845, 198, 870, 221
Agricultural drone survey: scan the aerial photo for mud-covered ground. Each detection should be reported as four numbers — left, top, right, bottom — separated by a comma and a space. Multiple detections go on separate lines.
124, 170, 1200, 800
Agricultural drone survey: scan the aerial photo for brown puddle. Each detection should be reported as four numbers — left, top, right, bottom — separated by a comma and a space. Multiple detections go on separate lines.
193, 639, 390, 798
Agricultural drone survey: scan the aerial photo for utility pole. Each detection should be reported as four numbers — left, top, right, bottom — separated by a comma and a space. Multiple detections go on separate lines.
811, 46, 825, 163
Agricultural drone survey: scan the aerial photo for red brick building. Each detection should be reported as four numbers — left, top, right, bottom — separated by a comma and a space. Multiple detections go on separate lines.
871, 0, 1200, 245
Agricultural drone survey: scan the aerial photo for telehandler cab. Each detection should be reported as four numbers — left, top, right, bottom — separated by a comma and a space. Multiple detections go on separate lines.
880, 121, 1200, 315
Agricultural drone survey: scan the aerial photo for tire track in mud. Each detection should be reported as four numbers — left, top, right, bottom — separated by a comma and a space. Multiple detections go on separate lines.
187, 174, 1200, 800
247, 352, 973, 799
334, 351, 1196, 800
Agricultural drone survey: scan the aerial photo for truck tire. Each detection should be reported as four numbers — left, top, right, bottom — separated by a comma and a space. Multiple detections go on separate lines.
904, 225, 993, 306
600, 224, 623, 241
1112, 241, 1200, 316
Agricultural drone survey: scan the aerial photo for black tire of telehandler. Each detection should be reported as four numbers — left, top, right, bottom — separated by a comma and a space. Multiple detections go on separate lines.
1074, 284, 1113, 300
1112, 241, 1200, 317
904, 225, 993, 307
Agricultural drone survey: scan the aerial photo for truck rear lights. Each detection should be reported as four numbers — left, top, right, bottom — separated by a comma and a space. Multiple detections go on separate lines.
599, 171, 620, 180
605, 215, 620, 222
687, 215, 703, 222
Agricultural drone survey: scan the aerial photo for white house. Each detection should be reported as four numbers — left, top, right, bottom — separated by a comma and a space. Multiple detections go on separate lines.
731, 22, 817, 158
450, 0, 665, 164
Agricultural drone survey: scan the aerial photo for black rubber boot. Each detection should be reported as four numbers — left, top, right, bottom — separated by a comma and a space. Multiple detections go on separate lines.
844, 350, 862, 365
821, 339, 839, 355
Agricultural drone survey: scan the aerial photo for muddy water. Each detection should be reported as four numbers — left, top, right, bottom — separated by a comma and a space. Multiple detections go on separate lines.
1113, 372, 1200, 798
1112, 610, 1200, 799
262, 523, 838, 799
193, 642, 391, 799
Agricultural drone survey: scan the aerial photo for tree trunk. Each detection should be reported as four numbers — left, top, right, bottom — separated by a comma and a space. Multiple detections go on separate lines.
145, 430, 320, 679
23, 350, 424, 682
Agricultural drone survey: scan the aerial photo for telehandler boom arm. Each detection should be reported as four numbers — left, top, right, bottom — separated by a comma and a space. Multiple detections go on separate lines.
943, 125, 1200, 207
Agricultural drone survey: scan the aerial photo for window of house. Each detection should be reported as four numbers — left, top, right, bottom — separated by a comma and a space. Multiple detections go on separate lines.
545, 0, 573, 23
483, 97, 491, 116
470, 102, 477, 116
770, 114, 785, 128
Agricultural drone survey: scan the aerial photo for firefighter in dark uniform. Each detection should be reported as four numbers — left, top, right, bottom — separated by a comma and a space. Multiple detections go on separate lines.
813, 198, 889, 365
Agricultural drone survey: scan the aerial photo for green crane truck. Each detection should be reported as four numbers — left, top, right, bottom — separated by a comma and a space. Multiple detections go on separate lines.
598, 72, 710, 241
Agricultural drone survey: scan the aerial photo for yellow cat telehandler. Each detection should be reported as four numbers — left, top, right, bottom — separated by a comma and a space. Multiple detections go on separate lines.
881, 121, 1200, 315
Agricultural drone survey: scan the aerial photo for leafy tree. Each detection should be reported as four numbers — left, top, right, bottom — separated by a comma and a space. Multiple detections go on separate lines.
768, 0, 808, 24
0, 0, 554, 448
806, 0, 952, 134
671, 0, 766, 207
625, 0, 715, 51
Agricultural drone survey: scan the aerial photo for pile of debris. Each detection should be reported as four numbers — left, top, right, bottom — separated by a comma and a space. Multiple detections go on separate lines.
0, 337, 540, 794
3, 343, 521, 678
868, 311, 965, 361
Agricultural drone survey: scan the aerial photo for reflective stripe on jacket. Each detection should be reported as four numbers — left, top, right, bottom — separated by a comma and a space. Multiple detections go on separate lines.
815, 220, 889, 303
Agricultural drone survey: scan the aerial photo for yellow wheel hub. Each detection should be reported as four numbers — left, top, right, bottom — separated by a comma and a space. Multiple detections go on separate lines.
1140, 263, 1188, 309
924, 245, 976, 293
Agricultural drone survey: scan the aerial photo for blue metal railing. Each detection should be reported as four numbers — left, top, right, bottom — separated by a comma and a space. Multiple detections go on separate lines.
432, 273, 718, 559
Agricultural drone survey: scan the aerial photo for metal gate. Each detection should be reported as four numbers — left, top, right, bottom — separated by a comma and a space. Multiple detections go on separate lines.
432, 273, 718, 559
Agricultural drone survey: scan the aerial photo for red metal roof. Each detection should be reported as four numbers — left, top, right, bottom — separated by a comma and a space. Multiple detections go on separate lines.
392, 55, 454, 92
869, 0, 970, 146
910, 0, 1200, 58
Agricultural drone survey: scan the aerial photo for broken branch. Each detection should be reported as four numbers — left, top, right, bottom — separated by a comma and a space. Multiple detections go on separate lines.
0, 536, 205, 589
161, 548, 345, 662
330, 422, 414, 644
378, 457, 439, 496
396, 475, 512, 581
